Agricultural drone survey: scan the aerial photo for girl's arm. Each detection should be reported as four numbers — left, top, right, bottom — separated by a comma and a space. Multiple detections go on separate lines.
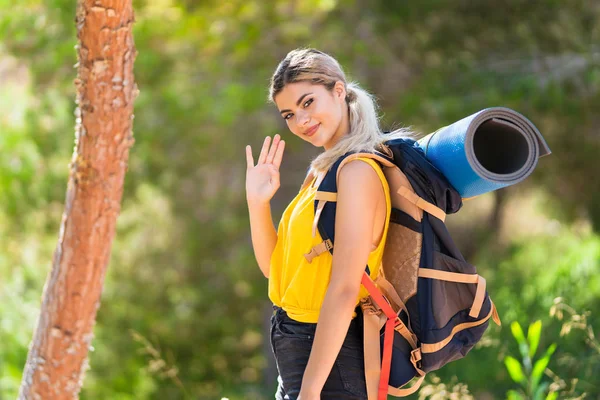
245, 135, 285, 278
247, 200, 278, 278
299, 159, 386, 398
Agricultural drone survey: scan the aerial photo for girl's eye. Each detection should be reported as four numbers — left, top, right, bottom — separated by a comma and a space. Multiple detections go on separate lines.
282, 99, 312, 121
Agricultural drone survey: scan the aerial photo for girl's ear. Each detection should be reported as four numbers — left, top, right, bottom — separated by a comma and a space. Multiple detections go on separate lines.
333, 81, 346, 102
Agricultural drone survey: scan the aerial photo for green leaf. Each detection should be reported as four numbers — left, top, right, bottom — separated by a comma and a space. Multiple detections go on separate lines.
533, 382, 549, 400
546, 391, 558, 400
531, 343, 557, 390
511, 321, 527, 346
511, 321, 531, 369
527, 320, 542, 358
507, 389, 526, 400
504, 356, 526, 385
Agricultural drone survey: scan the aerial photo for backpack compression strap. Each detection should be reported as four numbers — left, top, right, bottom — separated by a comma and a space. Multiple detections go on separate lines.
418, 269, 487, 319
397, 186, 447, 222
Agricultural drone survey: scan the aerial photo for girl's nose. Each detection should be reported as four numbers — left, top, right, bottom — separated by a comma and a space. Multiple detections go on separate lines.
297, 110, 310, 126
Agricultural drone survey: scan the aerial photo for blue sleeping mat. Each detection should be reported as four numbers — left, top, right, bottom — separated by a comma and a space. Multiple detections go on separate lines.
417, 107, 551, 198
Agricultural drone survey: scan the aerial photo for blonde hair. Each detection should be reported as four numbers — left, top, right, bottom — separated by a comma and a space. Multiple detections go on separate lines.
268, 48, 417, 174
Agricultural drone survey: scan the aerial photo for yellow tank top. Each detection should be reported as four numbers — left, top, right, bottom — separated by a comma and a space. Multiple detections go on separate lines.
268, 157, 391, 323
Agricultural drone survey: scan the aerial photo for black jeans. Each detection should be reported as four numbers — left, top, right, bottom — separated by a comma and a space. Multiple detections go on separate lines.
270, 306, 368, 399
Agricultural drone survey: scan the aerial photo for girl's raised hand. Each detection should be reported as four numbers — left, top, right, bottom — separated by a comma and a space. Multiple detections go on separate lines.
245, 134, 285, 205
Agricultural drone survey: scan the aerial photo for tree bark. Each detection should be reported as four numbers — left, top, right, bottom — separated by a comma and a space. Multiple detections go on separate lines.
19, 1, 137, 398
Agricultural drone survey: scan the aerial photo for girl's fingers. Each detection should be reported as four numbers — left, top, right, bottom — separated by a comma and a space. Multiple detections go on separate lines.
245, 145, 254, 169
273, 140, 285, 169
266, 134, 280, 164
257, 136, 272, 165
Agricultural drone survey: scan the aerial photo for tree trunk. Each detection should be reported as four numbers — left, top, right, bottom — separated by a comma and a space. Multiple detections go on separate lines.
19, 1, 137, 398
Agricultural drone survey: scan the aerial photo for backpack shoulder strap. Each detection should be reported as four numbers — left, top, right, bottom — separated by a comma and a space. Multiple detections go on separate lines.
303, 151, 391, 263
301, 154, 346, 262
334, 152, 395, 185
344, 151, 447, 221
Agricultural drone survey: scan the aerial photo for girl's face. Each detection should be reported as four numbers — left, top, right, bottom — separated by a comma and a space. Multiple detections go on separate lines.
274, 81, 349, 150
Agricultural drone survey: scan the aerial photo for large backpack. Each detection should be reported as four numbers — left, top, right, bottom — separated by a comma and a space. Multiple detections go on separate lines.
302, 138, 501, 399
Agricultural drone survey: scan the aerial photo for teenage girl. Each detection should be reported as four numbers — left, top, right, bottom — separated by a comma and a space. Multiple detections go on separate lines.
245, 48, 411, 400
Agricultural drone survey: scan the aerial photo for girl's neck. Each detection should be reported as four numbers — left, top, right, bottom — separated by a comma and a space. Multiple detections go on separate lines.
323, 105, 350, 151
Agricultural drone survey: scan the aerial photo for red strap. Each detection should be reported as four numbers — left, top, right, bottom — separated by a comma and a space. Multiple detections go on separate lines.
361, 272, 397, 320
379, 318, 395, 399
362, 272, 397, 400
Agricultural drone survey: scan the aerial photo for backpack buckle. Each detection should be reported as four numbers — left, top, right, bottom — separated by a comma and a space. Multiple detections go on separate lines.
359, 297, 381, 315
394, 317, 419, 349
410, 348, 423, 370
379, 144, 393, 158
303, 239, 333, 263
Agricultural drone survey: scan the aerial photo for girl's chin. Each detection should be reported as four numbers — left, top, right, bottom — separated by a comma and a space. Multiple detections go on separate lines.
306, 130, 325, 145
307, 137, 324, 147
312, 135, 334, 149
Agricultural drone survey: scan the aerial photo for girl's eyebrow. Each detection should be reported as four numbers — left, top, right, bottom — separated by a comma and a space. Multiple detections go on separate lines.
279, 93, 313, 114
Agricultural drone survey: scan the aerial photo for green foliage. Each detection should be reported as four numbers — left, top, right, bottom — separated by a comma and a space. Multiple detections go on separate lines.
418, 375, 474, 399
504, 321, 557, 399
548, 299, 600, 396
1, 0, 599, 399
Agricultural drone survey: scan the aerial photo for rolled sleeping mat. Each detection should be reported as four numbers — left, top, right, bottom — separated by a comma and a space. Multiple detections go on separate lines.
417, 107, 551, 199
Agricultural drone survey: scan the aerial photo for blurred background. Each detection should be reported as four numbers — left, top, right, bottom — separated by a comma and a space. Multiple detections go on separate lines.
1, 0, 599, 399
